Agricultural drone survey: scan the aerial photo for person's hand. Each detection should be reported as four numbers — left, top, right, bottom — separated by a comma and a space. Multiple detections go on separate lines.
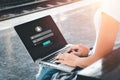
55, 53, 80, 67
66, 44, 90, 57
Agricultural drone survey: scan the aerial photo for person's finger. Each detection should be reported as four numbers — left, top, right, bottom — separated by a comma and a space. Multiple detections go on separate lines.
72, 52, 81, 56
65, 47, 72, 53
55, 59, 73, 67
66, 46, 78, 53
55, 54, 60, 60
55, 59, 64, 64
55, 53, 63, 60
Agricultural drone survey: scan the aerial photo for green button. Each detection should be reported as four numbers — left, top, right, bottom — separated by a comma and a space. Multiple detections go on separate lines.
43, 40, 51, 46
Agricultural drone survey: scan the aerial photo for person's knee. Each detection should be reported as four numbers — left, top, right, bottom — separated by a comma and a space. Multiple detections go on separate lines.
36, 66, 59, 80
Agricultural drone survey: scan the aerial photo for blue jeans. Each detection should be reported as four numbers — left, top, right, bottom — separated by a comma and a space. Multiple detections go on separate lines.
36, 66, 59, 80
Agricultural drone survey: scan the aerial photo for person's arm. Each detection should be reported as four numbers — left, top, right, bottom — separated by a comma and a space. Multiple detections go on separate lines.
55, 12, 119, 68
65, 44, 90, 57
76, 12, 120, 68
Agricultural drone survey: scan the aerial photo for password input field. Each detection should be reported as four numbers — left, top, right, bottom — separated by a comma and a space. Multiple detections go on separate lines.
32, 32, 54, 44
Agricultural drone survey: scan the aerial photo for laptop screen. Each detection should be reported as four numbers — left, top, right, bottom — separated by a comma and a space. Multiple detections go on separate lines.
14, 15, 67, 61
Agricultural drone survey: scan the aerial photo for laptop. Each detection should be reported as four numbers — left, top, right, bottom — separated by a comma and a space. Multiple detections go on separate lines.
14, 15, 75, 72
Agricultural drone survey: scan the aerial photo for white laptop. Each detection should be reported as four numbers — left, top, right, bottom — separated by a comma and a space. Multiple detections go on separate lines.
14, 15, 76, 72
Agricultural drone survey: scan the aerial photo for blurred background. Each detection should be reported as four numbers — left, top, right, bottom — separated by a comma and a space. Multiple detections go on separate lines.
0, 0, 120, 80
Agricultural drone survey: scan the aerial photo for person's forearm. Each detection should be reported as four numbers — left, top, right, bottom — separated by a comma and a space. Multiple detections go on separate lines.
75, 56, 97, 68
75, 12, 119, 68
93, 12, 119, 59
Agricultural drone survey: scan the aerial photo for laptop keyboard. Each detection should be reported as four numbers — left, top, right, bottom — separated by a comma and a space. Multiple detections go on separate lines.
50, 49, 66, 63
45, 45, 71, 64
39, 45, 76, 72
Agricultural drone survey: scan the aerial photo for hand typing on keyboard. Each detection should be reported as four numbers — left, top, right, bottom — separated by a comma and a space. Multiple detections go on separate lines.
65, 45, 89, 57
54, 45, 90, 68
55, 53, 80, 67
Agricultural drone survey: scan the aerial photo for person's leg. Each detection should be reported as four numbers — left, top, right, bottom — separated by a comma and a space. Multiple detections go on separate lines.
36, 65, 59, 80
